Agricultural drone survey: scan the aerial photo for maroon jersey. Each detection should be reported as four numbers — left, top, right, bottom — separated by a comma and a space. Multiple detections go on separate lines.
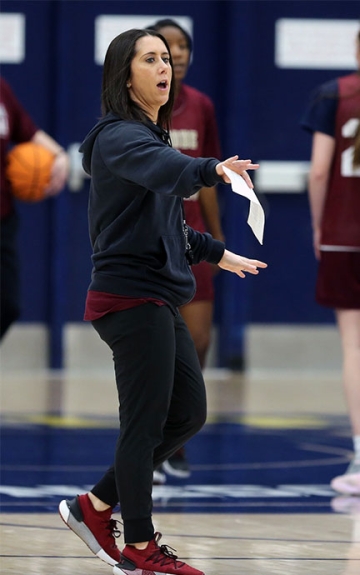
170, 84, 221, 232
0, 77, 38, 219
321, 73, 360, 248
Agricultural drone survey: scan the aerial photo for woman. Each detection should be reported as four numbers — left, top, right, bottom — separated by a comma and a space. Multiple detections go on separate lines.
148, 18, 224, 480
301, 30, 360, 496
59, 29, 266, 575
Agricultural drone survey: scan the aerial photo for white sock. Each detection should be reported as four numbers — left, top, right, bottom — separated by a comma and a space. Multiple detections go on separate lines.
353, 436, 360, 462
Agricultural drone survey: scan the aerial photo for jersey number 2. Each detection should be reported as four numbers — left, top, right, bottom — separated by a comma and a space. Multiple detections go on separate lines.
341, 118, 360, 177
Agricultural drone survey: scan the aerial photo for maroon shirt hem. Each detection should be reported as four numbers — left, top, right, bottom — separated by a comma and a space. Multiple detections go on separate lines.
84, 290, 166, 321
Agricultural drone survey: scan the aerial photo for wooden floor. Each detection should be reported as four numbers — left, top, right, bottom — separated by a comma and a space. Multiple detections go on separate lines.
1, 510, 360, 574
1, 370, 359, 574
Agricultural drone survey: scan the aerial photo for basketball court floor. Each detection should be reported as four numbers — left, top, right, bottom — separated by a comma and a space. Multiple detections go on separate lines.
1, 371, 360, 574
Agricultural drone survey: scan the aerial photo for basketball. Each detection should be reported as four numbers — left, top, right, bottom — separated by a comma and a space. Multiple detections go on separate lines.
6, 142, 55, 202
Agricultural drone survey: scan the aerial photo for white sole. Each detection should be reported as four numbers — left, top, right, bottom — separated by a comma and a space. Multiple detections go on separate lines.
162, 459, 191, 478
59, 499, 118, 566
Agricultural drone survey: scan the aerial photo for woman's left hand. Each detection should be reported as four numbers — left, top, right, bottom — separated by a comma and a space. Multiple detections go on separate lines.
216, 155, 259, 188
218, 249, 267, 278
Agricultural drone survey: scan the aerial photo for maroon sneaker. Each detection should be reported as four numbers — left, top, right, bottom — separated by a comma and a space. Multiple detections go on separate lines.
113, 532, 205, 575
59, 494, 121, 565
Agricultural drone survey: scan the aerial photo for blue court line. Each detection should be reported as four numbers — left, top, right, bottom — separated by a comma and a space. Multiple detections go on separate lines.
0, 459, 344, 470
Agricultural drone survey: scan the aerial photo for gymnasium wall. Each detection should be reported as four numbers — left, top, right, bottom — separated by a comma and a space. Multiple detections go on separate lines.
1, 1, 358, 369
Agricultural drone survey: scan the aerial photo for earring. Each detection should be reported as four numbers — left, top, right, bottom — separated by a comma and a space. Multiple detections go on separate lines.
127, 83, 131, 88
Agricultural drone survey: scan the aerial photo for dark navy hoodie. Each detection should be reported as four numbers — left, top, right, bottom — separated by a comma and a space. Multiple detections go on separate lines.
79, 112, 225, 311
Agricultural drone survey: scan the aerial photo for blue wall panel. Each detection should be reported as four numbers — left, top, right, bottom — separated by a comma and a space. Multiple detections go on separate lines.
2, 0, 358, 367
2, 1, 55, 324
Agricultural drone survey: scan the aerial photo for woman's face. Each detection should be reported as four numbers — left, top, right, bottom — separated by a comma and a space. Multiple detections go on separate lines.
128, 35, 172, 121
156, 26, 190, 84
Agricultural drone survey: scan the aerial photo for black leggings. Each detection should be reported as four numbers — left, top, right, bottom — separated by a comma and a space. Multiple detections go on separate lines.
90, 303, 206, 543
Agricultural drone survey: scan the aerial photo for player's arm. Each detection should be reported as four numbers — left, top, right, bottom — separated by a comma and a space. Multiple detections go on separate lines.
308, 131, 336, 259
32, 130, 69, 196
199, 96, 225, 242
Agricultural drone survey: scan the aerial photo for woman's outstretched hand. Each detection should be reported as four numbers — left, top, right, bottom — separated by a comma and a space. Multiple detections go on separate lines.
216, 155, 259, 188
218, 249, 267, 278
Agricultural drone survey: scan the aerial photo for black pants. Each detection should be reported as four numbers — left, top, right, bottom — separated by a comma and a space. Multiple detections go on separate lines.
0, 212, 21, 341
90, 303, 207, 543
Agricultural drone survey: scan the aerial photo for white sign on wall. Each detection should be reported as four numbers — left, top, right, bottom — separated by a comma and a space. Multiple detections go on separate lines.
275, 18, 359, 69
0, 13, 25, 63
94, 15, 193, 65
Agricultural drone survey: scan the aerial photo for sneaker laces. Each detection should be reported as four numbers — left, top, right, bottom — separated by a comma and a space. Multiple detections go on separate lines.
145, 532, 185, 568
103, 517, 122, 547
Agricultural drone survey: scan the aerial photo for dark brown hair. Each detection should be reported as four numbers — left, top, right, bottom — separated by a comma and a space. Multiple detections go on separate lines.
101, 28, 175, 130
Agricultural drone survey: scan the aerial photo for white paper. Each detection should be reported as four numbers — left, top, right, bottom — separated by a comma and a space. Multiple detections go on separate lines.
223, 166, 265, 245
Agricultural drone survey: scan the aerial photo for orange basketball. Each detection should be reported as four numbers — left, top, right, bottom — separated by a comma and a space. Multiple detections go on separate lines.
6, 142, 55, 202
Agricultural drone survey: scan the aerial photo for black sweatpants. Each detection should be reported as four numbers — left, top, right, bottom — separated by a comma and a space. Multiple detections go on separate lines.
0, 212, 21, 340
90, 303, 207, 543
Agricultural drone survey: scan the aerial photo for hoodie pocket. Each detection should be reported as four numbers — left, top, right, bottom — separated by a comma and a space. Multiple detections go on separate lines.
146, 235, 189, 278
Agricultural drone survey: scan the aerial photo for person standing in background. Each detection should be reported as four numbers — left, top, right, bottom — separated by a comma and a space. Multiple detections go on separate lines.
0, 76, 69, 340
148, 18, 224, 481
301, 30, 360, 495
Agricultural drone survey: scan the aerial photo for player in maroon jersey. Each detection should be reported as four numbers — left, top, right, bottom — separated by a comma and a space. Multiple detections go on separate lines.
148, 19, 224, 481
0, 77, 69, 341
301, 30, 360, 495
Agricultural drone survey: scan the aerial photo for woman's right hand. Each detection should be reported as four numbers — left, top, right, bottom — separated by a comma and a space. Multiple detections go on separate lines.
216, 155, 259, 188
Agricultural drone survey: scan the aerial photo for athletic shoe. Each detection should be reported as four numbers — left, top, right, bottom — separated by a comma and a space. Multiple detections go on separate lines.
331, 460, 360, 495
59, 494, 121, 565
113, 532, 205, 575
162, 448, 191, 479
331, 496, 360, 515
153, 466, 167, 485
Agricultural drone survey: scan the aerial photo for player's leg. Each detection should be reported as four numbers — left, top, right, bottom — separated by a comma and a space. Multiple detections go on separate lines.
316, 252, 360, 494
180, 300, 213, 369
331, 308, 360, 495
337, 308, 360, 436
180, 260, 215, 369
0, 213, 21, 340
